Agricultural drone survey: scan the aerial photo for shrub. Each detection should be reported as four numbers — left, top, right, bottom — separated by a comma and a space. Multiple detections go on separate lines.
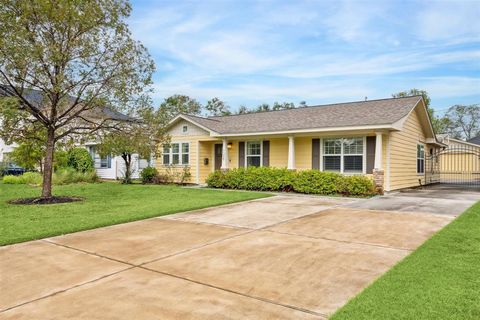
337, 175, 375, 196
153, 166, 192, 185
53, 167, 98, 185
140, 167, 158, 184
2, 172, 42, 185
67, 148, 94, 172
206, 167, 375, 197
292, 170, 342, 195
3, 175, 24, 184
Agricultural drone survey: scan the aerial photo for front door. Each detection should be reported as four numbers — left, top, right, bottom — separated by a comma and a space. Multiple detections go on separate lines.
214, 144, 222, 170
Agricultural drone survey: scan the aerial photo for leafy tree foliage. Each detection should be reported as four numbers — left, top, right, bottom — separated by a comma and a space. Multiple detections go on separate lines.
158, 95, 202, 121
205, 97, 231, 116
444, 104, 480, 140
97, 106, 168, 184
0, 0, 154, 198
9, 142, 44, 171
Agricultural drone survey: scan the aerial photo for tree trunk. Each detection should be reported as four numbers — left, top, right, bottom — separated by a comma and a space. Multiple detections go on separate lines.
122, 153, 132, 184
41, 128, 55, 198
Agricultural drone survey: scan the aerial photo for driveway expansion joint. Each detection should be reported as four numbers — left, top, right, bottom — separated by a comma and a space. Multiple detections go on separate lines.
139, 265, 328, 319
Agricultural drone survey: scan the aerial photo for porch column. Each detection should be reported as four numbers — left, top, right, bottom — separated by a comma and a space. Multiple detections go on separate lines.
221, 138, 229, 170
287, 136, 295, 170
373, 132, 384, 194
374, 132, 383, 169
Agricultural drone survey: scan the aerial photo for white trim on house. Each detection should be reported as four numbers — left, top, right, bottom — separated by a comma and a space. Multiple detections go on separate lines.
161, 141, 191, 166
245, 140, 263, 167
386, 132, 391, 192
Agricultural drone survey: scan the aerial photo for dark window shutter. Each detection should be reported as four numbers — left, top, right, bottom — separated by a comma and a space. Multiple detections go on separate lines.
312, 139, 320, 169
238, 142, 245, 167
262, 140, 270, 167
366, 136, 376, 174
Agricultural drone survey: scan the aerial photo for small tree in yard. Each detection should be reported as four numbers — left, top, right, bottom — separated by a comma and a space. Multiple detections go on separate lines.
0, 0, 154, 199
97, 106, 169, 184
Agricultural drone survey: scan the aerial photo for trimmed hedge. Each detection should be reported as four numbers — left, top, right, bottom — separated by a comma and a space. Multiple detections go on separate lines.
206, 167, 375, 196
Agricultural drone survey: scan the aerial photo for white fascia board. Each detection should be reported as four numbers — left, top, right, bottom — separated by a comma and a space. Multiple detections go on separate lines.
211, 124, 394, 138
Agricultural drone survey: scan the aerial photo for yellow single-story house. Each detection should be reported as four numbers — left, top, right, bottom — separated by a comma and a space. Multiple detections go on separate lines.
158, 96, 445, 192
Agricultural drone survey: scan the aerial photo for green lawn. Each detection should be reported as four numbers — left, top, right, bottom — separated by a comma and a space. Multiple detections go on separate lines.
0, 182, 270, 246
331, 201, 480, 320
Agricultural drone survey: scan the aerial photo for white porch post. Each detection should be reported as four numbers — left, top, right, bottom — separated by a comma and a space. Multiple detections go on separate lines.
374, 132, 383, 170
287, 136, 296, 170
221, 138, 229, 170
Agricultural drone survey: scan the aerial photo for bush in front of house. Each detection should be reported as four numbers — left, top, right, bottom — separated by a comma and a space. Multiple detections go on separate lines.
140, 167, 158, 184
206, 167, 375, 196
67, 147, 94, 172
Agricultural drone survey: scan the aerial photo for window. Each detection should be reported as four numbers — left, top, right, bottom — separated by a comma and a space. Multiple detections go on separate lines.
323, 138, 364, 173
246, 141, 261, 167
100, 155, 111, 169
162, 142, 189, 165
182, 125, 188, 133
417, 144, 425, 174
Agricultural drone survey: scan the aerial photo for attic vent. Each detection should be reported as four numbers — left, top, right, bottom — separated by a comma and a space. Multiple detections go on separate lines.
182, 125, 188, 133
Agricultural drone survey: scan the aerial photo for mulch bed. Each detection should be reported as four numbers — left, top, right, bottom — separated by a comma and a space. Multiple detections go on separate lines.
8, 196, 84, 205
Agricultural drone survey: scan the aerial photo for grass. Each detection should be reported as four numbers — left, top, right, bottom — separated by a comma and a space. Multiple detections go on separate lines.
0, 182, 271, 246
331, 201, 480, 320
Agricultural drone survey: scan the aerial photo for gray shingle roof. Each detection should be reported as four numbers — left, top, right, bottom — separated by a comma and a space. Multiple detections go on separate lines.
183, 96, 422, 135
467, 136, 480, 145
0, 85, 135, 122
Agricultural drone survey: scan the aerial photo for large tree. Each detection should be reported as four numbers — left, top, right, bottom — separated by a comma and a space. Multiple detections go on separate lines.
205, 97, 231, 116
0, 0, 154, 198
158, 95, 202, 121
444, 104, 480, 140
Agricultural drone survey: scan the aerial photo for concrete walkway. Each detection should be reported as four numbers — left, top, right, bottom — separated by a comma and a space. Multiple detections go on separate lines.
1, 189, 469, 319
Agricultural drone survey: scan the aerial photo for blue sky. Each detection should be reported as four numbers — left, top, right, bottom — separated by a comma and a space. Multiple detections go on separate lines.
128, 0, 480, 114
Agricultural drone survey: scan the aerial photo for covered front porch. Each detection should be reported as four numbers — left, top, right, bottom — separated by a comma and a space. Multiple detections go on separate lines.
197, 131, 388, 187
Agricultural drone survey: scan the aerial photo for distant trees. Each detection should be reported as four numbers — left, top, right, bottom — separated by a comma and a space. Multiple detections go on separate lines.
392, 89, 479, 140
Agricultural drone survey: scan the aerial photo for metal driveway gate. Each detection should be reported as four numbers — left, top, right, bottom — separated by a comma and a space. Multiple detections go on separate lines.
426, 144, 480, 186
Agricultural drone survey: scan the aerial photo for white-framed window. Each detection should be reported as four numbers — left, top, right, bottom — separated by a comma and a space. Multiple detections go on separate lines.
182, 125, 188, 133
417, 144, 425, 174
246, 141, 262, 167
162, 142, 190, 165
323, 137, 364, 174
100, 155, 111, 169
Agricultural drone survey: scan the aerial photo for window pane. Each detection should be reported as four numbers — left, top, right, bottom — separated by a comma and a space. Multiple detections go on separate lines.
344, 155, 363, 173
247, 156, 261, 167
417, 159, 424, 173
172, 154, 179, 164
247, 142, 261, 155
182, 143, 189, 153
163, 154, 170, 165
163, 145, 169, 153
172, 143, 179, 153
324, 156, 341, 171
343, 138, 363, 154
324, 139, 341, 154
182, 154, 189, 164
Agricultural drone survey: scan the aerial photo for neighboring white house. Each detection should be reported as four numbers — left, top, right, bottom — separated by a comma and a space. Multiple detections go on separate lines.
84, 142, 153, 180
0, 138, 17, 162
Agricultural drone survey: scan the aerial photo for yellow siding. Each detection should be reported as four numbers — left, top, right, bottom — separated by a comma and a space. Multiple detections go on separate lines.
389, 107, 426, 190
269, 138, 288, 168
295, 137, 312, 170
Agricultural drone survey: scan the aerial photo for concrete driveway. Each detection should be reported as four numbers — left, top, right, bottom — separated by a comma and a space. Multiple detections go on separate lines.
2, 187, 474, 319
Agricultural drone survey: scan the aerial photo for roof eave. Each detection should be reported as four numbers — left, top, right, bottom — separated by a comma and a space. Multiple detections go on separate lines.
212, 124, 397, 137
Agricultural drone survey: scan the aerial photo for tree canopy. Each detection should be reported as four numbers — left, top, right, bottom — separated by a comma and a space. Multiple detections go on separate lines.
0, 0, 154, 197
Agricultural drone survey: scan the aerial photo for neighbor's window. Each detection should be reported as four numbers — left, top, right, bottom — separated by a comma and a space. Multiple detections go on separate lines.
163, 143, 190, 165
100, 155, 111, 169
323, 138, 364, 173
246, 141, 261, 167
417, 144, 425, 174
